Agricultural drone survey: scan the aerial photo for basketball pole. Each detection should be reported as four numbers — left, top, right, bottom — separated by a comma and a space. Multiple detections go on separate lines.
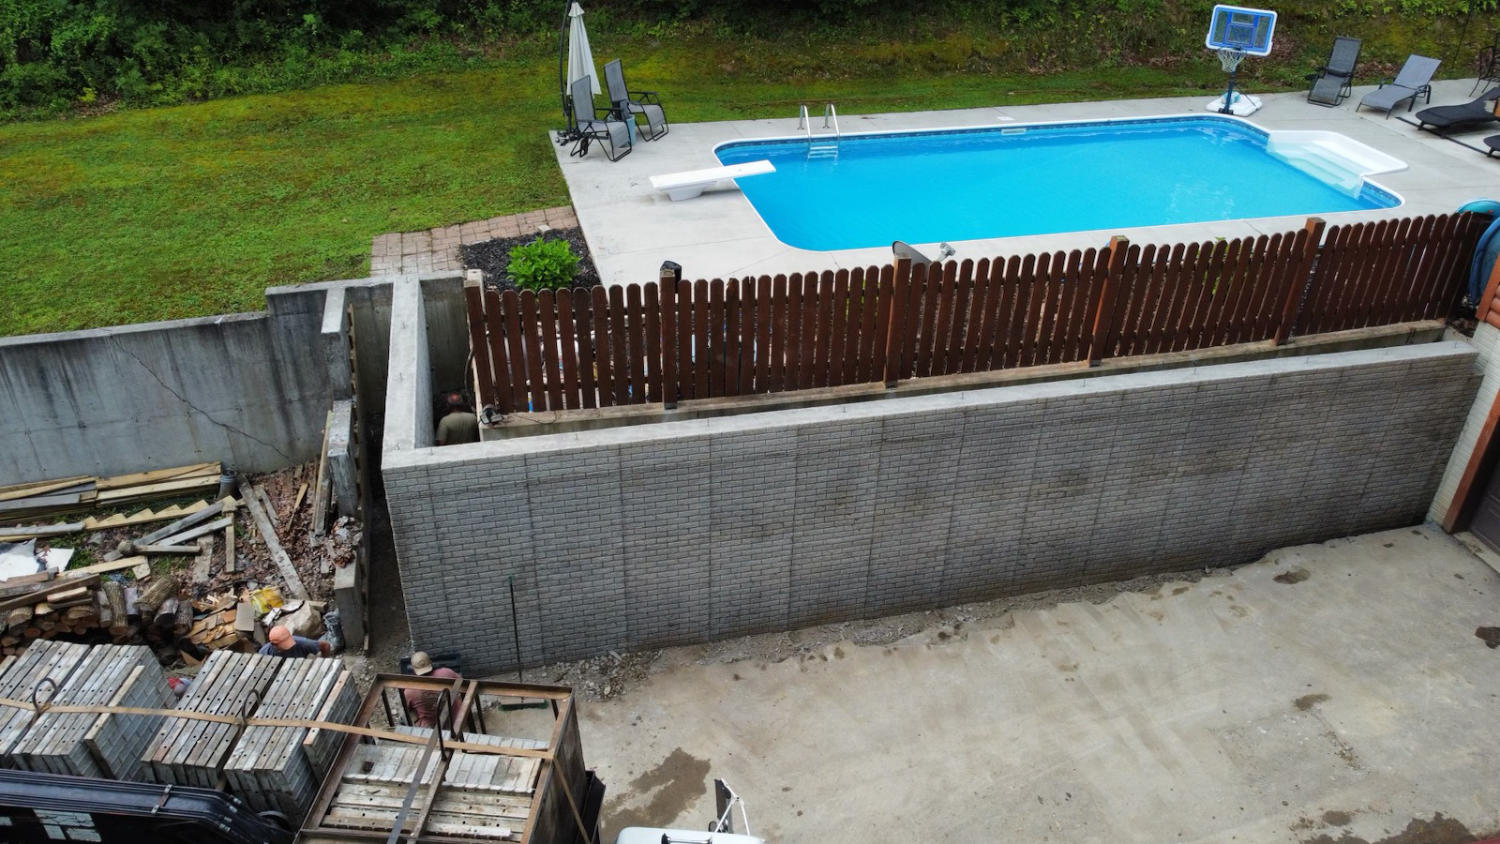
1220, 61, 1238, 115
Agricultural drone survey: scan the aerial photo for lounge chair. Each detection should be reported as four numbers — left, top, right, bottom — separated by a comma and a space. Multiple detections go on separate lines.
1486, 135, 1500, 157
1356, 54, 1441, 117
566, 75, 632, 161
604, 59, 668, 141
1414, 87, 1500, 132
1306, 36, 1361, 107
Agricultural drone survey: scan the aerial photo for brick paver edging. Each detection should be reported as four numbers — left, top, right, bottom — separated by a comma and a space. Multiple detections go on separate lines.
370, 206, 578, 276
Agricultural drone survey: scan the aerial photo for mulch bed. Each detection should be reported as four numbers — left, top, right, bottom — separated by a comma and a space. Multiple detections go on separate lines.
460, 226, 600, 292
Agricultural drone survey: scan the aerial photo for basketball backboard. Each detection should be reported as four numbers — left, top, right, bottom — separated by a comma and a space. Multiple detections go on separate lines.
1205, 5, 1277, 56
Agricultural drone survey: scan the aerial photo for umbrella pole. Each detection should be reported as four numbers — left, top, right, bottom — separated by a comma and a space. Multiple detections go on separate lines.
558, 1, 570, 118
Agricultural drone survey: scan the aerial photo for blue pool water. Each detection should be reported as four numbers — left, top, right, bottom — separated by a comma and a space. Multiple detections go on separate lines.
714, 116, 1400, 252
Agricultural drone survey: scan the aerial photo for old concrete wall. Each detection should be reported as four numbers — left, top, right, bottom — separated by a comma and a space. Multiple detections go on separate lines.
0, 288, 331, 485
383, 335, 1480, 674
0, 278, 403, 487
1428, 324, 1500, 524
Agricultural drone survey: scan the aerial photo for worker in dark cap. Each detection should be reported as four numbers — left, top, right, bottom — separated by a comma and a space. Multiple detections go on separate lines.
435, 392, 479, 445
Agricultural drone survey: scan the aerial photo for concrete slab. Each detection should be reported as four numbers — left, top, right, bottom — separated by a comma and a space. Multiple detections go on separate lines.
557, 80, 1500, 287
579, 525, 1500, 843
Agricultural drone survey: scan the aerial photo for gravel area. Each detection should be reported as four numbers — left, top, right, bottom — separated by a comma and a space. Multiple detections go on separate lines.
460, 227, 600, 291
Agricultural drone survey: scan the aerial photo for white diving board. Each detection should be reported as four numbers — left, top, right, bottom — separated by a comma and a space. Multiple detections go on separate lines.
650, 159, 775, 201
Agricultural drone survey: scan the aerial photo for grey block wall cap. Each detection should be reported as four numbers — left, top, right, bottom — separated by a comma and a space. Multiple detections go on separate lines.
382, 341, 1477, 471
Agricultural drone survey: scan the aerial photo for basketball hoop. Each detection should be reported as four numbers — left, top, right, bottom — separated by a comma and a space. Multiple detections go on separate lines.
1217, 47, 1247, 73
1204, 5, 1275, 116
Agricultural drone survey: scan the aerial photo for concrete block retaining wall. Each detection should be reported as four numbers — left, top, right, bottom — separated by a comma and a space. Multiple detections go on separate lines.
384, 336, 1480, 673
0, 279, 404, 487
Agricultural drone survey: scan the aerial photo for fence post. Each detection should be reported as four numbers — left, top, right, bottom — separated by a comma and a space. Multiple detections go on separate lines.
1481, 245, 1500, 329
659, 262, 681, 409
883, 257, 911, 387
1088, 237, 1129, 366
1273, 217, 1326, 346
462, 271, 497, 411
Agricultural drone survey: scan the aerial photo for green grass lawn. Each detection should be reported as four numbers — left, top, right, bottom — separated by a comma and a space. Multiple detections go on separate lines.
0, 45, 1237, 337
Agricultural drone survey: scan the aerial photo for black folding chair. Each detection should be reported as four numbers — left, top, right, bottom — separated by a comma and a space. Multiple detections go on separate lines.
564, 75, 633, 161
604, 58, 669, 141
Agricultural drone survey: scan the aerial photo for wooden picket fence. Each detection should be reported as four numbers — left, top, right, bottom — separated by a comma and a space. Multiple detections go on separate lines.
464, 212, 1489, 414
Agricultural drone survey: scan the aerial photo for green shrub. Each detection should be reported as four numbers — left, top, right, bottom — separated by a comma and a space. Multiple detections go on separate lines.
507, 237, 580, 291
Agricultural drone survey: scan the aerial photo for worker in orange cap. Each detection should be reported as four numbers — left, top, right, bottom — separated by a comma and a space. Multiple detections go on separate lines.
258, 625, 331, 658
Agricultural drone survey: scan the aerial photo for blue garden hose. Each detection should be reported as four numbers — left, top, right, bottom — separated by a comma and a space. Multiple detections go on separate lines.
1460, 200, 1500, 304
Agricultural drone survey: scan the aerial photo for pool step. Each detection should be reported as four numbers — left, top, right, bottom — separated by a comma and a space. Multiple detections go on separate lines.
807, 143, 839, 160
1265, 130, 1407, 196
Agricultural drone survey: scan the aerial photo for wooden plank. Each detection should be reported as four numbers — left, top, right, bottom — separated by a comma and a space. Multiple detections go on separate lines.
538, 290, 564, 412
483, 287, 516, 414
770, 275, 789, 393
241, 489, 307, 600
1199, 237, 1244, 348
797, 273, 819, 389
1423, 213, 1471, 319
1402, 215, 1444, 321
856, 266, 883, 383
814, 271, 837, 387
656, 277, 676, 406
0, 478, 93, 503
462, 277, 497, 410
1026, 253, 1055, 367
643, 283, 663, 404
498, 290, 528, 414
96, 463, 219, 491
783, 274, 803, 392
572, 288, 597, 410
837, 268, 860, 384
707, 280, 726, 398
625, 284, 648, 405
516, 291, 546, 413
94, 476, 218, 504
558, 292, 579, 410
607, 285, 630, 407
825, 271, 846, 387
723, 280, 743, 396
976, 257, 1012, 371
675, 279, 694, 401
590, 287, 614, 408
754, 275, 773, 393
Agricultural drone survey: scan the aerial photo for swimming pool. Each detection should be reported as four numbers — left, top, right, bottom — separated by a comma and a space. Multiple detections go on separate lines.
714, 116, 1402, 252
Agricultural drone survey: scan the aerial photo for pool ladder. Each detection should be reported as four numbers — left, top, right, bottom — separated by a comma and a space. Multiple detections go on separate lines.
798, 104, 840, 160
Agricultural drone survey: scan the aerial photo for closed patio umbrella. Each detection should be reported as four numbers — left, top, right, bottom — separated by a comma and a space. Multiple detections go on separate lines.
563, 2, 600, 106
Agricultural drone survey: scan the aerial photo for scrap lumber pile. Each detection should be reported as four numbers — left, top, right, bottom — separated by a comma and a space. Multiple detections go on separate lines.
8, 644, 172, 779
141, 650, 281, 786
224, 657, 359, 819
0, 463, 222, 526
0, 568, 111, 657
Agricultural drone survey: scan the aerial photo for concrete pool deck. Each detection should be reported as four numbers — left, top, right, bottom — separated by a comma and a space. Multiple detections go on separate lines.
554, 79, 1500, 287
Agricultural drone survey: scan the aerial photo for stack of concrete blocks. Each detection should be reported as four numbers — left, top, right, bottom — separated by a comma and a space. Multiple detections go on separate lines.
301, 665, 360, 779
141, 651, 280, 786
8, 644, 171, 779
0, 641, 90, 757
224, 657, 357, 822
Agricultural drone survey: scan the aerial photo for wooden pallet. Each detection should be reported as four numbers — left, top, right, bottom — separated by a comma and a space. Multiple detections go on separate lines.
8, 644, 171, 779
141, 650, 281, 786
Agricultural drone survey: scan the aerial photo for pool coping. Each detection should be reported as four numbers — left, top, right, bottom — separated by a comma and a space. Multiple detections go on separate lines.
553, 80, 1500, 288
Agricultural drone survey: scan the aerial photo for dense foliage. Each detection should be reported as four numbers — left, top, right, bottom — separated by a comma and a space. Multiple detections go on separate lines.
507, 236, 581, 290
1, 0, 1495, 117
